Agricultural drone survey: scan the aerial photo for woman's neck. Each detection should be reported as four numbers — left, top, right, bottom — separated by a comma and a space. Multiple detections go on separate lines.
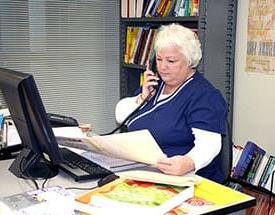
163, 70, 195, 94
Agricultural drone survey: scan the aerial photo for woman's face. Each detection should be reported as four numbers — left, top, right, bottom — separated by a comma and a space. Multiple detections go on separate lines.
156, 46, 192, 87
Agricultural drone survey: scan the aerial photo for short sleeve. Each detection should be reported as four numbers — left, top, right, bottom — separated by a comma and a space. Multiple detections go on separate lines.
186, 89, 228, 135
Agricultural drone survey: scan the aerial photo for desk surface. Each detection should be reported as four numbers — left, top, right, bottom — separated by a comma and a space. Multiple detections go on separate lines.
0, 159, 256, 215
0, 159, 98, 197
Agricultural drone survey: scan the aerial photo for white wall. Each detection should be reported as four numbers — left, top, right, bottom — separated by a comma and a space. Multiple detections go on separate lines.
233, 0, 275, 154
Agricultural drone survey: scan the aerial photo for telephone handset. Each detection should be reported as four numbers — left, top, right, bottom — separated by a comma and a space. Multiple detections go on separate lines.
149, 56, 161, 90
47, 113, 79, 127
149, 56, 157, 74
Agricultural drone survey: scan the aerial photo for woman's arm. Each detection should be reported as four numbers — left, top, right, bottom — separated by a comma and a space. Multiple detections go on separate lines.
115, 96, 139, 124
186, 128, 222, 171
157, 128, 222, 176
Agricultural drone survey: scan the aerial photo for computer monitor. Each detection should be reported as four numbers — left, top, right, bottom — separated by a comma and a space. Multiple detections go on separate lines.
0, 67, 63, 179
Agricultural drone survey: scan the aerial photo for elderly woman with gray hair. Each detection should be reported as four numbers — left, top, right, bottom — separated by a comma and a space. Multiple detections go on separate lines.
115, 23, 228, 183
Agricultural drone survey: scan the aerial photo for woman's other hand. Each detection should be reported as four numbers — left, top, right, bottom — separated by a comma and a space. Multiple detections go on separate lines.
156, 155, 195, 176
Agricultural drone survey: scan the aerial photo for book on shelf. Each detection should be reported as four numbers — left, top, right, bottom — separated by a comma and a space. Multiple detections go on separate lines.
136, 0, 145, 17
245, 144, 266, 183
134, 27, 151, 64
121, 0, 129, 17
161, 0, 177, 17
129, 0, 136, 17
232, 141, 265, 180
141, 0, 152, 17
258, 155, 275, 188
190, 0, 199, 16
173, 0, 199, 17
124, 26, 139, 64
231, 144, 244, 175
144, 0, 157, 17
263, 165, 275, 193
121, 0, 197, 18
155, 0, 168, 16
140, 28, 154, 65
76, 177, 194, 214
56, 129, 167, 166
126, 26, 157, 66
251, 153, 269, 186
150, 0, 163, 17
183, 0, 190, 16
129, 27, 143, 64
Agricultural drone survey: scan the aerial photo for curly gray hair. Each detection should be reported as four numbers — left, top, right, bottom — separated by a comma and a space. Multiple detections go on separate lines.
154, 23, 202, 68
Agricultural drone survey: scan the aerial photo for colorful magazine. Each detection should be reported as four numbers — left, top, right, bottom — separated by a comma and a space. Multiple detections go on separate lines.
76, 179, 194, 214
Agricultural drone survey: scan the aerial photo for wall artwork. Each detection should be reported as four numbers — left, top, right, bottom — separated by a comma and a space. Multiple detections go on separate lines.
245, 0, 275, 74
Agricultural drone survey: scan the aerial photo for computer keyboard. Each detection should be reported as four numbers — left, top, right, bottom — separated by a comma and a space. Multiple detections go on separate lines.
58, 147, 113, 181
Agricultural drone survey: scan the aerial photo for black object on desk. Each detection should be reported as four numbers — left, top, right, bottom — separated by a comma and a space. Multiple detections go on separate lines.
47, 113, 79, 127
0, 144, 22, 160
58, 147, 113, 181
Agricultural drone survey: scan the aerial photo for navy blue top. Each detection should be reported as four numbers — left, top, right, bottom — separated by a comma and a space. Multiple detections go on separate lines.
126, 71, 228, 183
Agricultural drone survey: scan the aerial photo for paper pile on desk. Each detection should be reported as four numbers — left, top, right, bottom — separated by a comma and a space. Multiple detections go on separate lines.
0, 186, 76, 215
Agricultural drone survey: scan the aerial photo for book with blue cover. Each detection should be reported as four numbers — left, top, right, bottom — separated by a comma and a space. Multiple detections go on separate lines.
245, 144, 266, 183
232, 141, 265, 180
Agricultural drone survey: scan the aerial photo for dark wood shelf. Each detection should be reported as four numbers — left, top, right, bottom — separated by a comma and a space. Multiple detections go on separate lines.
230, 177, 275, 197
121, 63, 145, 70
121, 16, 199, 28
121, 16, 198, 23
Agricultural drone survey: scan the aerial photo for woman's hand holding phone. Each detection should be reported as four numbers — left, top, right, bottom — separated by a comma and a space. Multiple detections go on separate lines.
141, 61, 159, 99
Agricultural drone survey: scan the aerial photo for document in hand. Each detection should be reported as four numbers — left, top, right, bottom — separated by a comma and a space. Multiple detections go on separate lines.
76, 178, 194, 215
57, 129, 167, 165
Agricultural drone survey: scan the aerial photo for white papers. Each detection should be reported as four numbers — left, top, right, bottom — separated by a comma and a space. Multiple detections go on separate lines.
83, 129, 167, 165
1, 120, 21, 147
53, 126, 86, 138
0, 108, 10, 117
0, 186, 76, 215
57, 129, 166, 165
6, 126, 21, 147
81, 150, 147, 172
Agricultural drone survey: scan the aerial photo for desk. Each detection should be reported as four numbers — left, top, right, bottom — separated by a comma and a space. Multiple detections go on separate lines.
0, 159, 98, 197
0, 159, 256, 214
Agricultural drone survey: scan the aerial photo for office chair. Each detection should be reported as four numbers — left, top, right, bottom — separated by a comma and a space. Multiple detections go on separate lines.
220, 121, 233, 185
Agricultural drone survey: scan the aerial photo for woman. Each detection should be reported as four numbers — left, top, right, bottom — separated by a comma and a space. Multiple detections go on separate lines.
115, 23, 228, 183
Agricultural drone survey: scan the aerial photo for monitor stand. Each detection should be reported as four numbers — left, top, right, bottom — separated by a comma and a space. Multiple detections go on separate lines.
9, 148, 59, 179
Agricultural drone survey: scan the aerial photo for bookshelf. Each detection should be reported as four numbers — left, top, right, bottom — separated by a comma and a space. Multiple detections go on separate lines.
119, 0, 237, 130
230, 141, 275, 214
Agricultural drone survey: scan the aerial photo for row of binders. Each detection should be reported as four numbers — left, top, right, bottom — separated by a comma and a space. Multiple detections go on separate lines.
124, 26, 197, 66
231, 141, 275, 193
121, 0, 199, 18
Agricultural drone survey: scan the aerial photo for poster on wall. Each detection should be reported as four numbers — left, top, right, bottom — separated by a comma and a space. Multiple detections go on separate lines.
245, 0, 275, 74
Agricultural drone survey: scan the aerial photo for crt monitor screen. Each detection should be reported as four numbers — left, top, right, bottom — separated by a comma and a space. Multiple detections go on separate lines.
0, 67, 63, 179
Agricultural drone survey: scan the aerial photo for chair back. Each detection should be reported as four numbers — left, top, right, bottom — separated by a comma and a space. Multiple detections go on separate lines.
220, 122, 233, 184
